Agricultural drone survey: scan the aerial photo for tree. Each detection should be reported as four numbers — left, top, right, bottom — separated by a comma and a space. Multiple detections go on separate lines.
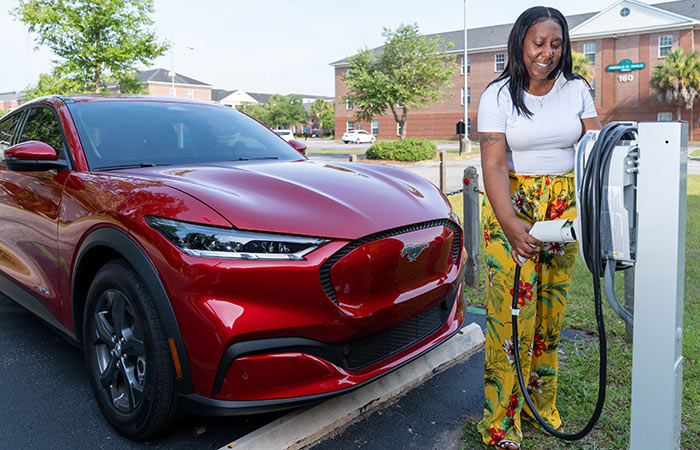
344, 24, 456, 140
572, 52, 594, 82
23, 71, 85, 100
238, 95, 307, 130
13, 0, 168, 94
650, 48, 700, 125
309, 98, 334, 135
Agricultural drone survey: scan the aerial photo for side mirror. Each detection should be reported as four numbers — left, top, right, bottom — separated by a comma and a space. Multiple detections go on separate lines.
4, 140, 67, 172
288, 139, 307, 155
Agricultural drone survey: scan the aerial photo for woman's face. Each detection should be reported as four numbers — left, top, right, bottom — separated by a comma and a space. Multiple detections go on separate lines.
522, 18, 563, 82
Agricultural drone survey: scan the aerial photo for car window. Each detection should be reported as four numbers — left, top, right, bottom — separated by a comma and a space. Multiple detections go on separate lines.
18, 107, 68, 160
0, 112, 24, 159
68, 101, 304, 170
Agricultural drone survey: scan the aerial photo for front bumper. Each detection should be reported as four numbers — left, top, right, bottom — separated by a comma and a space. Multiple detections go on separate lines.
180, 283, 464, 416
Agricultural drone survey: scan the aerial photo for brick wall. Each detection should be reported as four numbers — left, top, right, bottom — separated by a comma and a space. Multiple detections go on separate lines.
147, 83, 212, 102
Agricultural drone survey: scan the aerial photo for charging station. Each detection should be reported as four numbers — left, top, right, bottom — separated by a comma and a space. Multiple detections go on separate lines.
630, 121, 687, 450
510, 121, 687, 448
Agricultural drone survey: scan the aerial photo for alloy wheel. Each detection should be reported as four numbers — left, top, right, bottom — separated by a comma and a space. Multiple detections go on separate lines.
90, 289, 147, 414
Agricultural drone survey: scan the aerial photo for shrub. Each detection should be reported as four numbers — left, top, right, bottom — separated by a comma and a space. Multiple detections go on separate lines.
365, 138, 437, 162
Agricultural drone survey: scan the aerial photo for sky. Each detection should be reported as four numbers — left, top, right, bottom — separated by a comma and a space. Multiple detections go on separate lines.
0, 0, 659, 96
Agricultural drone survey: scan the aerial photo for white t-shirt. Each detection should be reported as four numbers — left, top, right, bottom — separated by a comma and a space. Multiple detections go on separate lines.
477, 73, 597, 175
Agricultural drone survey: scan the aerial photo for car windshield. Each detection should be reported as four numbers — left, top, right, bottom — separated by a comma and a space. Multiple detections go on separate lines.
67, 101, 304, 170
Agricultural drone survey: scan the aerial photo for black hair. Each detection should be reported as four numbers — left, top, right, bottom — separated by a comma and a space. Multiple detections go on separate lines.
488, 6, 583, 118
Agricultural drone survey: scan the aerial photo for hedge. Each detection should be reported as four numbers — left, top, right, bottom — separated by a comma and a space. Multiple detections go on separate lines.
365, 138, 437, 162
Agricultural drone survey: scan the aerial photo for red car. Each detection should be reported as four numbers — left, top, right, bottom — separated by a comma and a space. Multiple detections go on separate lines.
0, 96, 465, 439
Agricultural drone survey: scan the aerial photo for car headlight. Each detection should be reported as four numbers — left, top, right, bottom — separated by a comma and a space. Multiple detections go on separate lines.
145, 216, 329, 260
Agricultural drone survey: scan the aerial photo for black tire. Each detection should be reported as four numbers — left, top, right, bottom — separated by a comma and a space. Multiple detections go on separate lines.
83, 259, 182, 440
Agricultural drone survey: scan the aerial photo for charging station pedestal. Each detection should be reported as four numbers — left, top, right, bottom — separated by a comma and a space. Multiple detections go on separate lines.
630, 121, 687, 449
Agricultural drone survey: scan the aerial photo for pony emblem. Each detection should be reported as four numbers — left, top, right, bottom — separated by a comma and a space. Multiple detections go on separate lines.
401, 243, 429, 262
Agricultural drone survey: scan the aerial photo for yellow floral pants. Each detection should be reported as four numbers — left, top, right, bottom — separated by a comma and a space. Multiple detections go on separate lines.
477, 173, 578, 445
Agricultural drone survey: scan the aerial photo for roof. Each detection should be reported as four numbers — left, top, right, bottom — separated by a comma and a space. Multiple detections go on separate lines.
329, 0, 698, 66
247, 92, 272, 103
0, 91, 25, 102
136, 68, 211, 86
211, 88, 234, 102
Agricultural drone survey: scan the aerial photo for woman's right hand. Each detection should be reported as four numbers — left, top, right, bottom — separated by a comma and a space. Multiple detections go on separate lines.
501, 217, 542, 265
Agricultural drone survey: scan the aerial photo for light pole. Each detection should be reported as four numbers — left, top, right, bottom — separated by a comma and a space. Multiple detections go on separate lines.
463, 0, 471, 154
168, 45, 195, 98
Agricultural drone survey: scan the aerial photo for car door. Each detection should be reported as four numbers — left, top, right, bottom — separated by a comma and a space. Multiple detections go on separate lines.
0, 105, 71, 331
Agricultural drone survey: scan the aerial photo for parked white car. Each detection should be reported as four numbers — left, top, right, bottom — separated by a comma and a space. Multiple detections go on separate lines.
342, 129, 375, 144
274, 129, 295, 142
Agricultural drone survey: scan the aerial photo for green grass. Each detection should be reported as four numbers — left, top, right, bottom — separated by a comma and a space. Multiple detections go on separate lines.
690, 148, 700, 157
448, 176, 700, 449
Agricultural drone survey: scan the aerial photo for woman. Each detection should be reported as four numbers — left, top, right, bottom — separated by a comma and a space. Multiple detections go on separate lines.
475, 6, 602, 450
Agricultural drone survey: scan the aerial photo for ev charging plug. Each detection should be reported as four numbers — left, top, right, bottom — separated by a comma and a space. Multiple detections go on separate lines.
517, 218, 577, 263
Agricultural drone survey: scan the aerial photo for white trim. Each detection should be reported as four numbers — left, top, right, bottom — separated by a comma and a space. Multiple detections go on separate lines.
494, 53, 505, 72
658, 34, 673, 58
571, 0, 699, 35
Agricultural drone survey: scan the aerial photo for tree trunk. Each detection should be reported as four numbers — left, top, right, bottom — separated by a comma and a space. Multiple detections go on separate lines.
399, 107, 408, 140
677, 105, 682, 121
94, 66, 101, 94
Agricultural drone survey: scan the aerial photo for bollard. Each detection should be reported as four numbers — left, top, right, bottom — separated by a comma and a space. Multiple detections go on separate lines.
462, 166, 480, 287
349, 154, 357, 162
439, 152, 446, 192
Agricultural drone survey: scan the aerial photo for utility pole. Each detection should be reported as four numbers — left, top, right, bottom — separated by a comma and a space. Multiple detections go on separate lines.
462, 0, 471, 155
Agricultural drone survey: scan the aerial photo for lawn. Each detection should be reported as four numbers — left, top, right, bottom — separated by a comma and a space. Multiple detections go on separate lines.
448, 176, 699, 449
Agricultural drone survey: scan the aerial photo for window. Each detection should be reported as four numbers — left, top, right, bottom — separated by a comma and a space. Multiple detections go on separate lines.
187, 89, 194, 99
461, 87, 471, 105
0, 113, 23, 158
346, 121, 354, 132
19, 107, 67, 160
396, 123, 403, 136
346, 96, 353, 110
371, 120, 378, 136
467, 118, 471, 136
659, 35, 673, 57
583, 43, 596, 63
169, 87, 176, 97
658, 112, 673, 121
461, 56, 471, 75
495, 53, 505, 72
590, 80, 596, 100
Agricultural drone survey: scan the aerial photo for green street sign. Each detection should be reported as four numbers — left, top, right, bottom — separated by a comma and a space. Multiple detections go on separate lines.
606, 59, 646, 72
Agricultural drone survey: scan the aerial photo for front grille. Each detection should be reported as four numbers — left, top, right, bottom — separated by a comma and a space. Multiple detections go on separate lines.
343, 301, 446, 370
319, 220, 462, 304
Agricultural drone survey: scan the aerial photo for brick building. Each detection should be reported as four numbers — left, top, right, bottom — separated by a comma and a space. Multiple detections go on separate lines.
136, 68, 213, 102
331, 0, 700, 141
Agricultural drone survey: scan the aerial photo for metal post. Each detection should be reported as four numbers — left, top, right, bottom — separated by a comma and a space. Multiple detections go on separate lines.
462, 166, 480, 286
462, 0, 471, 155
439, 152, 446, 192
630, 121, 686, 450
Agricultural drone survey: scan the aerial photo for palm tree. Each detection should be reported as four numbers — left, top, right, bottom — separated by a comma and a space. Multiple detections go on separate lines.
309, 98, 334, 137
650, 48, 700, 124
572, 51, 594, 82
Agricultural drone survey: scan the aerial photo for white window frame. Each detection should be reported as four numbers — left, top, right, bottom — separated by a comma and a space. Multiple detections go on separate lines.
346, 121, 354, 132
583, 42, 596, 63
396, 123, 403, 136
187, 88, 194, 99
169, 87, 176, 97
657, 112, 673, 121
460, 87, 471, 105
371, 120, 379, 136
460, 56, 464, 75
659, 35, 673, 57
346, 96, 353, 110
467, 118, 471, 136
495, 53, 505, 72
467, 55, 471, 74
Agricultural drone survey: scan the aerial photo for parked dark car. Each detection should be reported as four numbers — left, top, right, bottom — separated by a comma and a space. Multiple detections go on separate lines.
0, 95, 465, 439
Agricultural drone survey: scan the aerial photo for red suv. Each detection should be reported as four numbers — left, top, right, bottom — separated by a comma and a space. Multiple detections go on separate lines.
0, 96, 465, 439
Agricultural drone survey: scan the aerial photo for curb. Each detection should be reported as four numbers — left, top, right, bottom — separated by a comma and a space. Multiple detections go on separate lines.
220, 322, 485, 450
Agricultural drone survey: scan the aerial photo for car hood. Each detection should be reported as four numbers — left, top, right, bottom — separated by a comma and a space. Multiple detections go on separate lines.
118, 160, 453, 240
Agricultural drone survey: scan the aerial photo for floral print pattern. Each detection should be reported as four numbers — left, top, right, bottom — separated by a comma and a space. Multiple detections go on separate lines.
477, 173, 578, 445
